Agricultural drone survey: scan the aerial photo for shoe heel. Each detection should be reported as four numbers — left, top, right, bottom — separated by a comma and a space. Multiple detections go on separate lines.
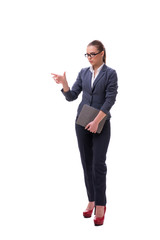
94, 206, 106, 226
83, 207, 95, 218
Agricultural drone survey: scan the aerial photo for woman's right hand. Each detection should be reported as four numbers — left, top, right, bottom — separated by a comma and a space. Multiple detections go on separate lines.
51, 72, 70, 92
51, 72, 67, 85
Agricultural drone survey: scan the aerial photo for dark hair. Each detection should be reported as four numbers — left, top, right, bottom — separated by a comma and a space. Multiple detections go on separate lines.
87, 40, 106, 63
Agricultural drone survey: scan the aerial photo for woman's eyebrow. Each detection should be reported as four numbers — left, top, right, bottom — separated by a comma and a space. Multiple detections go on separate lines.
87, 52, 96, 54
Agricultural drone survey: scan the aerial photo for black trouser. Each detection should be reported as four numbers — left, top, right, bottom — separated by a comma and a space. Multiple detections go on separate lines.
75, 120, 111, 206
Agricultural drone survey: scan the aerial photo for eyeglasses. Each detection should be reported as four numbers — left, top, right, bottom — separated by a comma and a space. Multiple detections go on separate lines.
84, 51, 102, 58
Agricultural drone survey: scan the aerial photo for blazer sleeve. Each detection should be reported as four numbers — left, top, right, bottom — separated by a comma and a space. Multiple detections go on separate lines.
100, 70, 118, 115
61, 70, 82, 101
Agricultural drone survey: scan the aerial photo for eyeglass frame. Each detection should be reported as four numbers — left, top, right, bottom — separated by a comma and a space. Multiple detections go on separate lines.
84, 51, 103, 58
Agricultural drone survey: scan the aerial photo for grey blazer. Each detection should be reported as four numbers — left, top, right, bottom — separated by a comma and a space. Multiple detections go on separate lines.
61, 64, 118, 119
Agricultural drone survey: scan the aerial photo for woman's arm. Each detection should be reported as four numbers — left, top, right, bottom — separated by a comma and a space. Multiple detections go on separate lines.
51, 71, 82, 101
93, 110, 106, 124
85, 70, 118, 133
100, 70, 118, 115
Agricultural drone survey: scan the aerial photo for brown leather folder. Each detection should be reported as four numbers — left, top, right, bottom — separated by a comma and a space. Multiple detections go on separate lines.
76, 104, 109, 134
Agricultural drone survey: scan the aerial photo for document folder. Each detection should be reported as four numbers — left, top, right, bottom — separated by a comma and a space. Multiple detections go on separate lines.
76, 104, 110, 134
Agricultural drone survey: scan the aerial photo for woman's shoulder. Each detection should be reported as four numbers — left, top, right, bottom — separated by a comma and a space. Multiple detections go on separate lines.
105, 65, 116, 73
80, 66, 90, 73
78, 67, 91, 79
79, 64, 117, 76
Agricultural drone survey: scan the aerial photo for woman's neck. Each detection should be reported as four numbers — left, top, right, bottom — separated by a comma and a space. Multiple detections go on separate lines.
92, 62, 104, 71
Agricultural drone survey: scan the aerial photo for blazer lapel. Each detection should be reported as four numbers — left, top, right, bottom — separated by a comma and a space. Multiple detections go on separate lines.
86, 69, 93, 93
92, 64, 107, 91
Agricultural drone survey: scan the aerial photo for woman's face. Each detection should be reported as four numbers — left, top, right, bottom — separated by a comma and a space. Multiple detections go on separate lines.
86, 45, 104, 68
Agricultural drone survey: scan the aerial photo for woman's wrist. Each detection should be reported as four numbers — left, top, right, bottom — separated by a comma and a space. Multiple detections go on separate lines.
63, 82, 70, 92
93, 111, 107, 125
93, 118, 100, 125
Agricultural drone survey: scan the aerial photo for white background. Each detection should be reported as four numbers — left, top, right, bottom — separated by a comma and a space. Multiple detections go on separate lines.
0, 0, 160, 239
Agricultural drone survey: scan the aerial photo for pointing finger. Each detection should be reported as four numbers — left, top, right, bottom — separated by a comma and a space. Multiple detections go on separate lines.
51, 73, 58, 77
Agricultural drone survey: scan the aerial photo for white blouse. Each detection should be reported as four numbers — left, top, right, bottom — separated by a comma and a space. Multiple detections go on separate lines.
89, 63, 104, 87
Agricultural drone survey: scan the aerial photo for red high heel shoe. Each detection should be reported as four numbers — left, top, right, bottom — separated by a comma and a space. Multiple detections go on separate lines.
83, 207, 95, 218
94, 206, 106, 226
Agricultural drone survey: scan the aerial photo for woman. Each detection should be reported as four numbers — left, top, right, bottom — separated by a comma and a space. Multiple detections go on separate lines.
51, 40, 118, 226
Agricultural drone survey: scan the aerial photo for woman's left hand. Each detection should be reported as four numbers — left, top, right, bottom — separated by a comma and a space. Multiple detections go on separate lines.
85, 121, 99, 133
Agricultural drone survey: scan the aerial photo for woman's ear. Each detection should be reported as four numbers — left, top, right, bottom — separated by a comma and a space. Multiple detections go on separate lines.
101, 50, 104, 57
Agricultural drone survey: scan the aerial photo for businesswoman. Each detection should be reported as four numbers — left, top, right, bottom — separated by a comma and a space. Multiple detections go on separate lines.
51, 40, 118, 226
